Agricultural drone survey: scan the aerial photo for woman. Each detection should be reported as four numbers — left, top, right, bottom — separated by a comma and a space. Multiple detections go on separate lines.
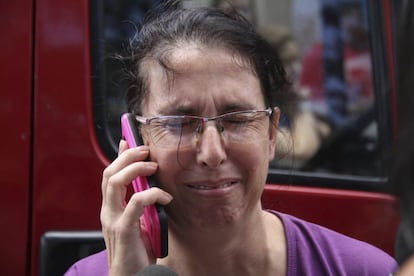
65, 4, 397, 276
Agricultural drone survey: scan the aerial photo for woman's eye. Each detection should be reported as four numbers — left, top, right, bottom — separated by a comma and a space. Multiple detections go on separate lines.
180, 119, 199, 130
160, 118, 198, 130
225, 114, 252, 124
159, 118, 183, 129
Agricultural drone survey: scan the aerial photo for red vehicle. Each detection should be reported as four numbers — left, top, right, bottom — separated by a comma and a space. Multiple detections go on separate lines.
1, 0, 403, 275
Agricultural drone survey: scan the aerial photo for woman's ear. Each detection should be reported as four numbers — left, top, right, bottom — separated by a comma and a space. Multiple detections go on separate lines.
268, 107, 280, 160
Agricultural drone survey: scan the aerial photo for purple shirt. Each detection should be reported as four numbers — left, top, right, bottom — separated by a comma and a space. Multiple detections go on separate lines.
64, 211, 398, 275
275, 211, 397, 275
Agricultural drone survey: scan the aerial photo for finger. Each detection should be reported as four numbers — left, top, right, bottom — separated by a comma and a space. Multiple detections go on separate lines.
118, 139, 129, 156
102, 146, 151, 202
105, 188, 172, 263
104, 161, 158, 213
123, 187, 173, 228
106, 146, 150, 180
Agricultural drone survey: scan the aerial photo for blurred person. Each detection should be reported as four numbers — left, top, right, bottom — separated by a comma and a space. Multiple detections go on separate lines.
259, 25, 330, 169
300, 2, 373, 126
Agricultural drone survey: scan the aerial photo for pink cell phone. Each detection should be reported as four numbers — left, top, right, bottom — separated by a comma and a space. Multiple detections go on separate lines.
121, 113, 168, 258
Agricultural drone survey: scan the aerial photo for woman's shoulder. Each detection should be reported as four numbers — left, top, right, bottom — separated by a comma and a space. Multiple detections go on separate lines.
269, 210, 398, 275
63, 250, 108, 276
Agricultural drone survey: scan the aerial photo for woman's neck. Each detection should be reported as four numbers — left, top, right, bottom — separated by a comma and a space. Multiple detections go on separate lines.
159, 210, 287, 276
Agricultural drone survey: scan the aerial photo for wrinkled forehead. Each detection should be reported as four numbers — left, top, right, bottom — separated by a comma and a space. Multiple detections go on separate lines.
139, 45, 260, 111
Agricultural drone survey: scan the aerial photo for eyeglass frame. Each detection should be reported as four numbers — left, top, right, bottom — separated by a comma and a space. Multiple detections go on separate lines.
134, 107, 274, 146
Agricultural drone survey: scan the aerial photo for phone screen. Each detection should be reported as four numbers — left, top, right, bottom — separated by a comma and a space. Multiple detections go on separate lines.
121, 113, 168, 258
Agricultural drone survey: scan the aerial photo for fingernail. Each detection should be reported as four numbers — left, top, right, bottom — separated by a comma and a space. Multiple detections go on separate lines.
146, 162, 158, 169
162, 192, 173, 203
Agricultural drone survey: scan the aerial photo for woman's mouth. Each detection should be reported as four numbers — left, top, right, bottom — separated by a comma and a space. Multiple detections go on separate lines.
187, 181, 237, 190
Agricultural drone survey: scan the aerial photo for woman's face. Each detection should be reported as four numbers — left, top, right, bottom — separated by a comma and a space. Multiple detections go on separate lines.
141, 46, 279, 231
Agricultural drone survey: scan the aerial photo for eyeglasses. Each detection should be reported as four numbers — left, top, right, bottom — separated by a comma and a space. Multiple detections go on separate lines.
135, 108, 273, 148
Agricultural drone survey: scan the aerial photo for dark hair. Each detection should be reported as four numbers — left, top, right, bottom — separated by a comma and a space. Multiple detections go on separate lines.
392, 0, 414, 264
124, 3, 293, 121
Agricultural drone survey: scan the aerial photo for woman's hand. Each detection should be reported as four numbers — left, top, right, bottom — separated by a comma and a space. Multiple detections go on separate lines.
100, 140, 172, 275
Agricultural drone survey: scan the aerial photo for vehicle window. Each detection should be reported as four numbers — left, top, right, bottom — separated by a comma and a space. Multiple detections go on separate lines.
91, 0, 391, 189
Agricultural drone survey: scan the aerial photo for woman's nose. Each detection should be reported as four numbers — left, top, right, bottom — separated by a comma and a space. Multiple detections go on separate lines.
196, 124, 227, 168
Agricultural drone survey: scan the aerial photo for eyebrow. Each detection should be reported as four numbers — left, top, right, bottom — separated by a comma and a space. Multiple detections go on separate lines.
160, 105, 198, 116
162, 104, 258, 116
159, 103, 260, 116
219, 104, 259, 113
